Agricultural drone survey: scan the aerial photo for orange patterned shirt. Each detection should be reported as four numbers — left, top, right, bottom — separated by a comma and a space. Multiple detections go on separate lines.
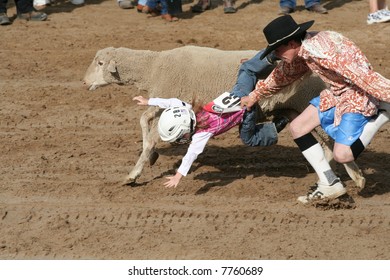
251, 31, 390, 126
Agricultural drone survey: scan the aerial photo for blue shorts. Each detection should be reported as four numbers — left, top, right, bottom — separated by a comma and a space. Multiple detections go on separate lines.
310, 96, 371, 146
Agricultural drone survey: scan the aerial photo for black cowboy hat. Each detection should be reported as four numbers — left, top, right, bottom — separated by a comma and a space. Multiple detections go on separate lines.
259, 15, 314, 60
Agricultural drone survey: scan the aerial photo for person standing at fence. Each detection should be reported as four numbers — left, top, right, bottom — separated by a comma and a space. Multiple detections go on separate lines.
0, 0, 47, 25
279, 0, 327, 14
367, 0, 390, 24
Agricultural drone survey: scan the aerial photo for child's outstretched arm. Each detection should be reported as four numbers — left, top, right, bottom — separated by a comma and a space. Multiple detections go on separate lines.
133, 95, 149, 106
134, 96, 191, 109
161, 132, 212, 188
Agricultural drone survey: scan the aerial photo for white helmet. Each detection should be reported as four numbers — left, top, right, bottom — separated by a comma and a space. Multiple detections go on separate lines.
158, 106, 196, 143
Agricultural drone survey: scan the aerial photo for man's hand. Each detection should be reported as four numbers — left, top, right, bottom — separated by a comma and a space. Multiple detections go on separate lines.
240, 96, 257, 111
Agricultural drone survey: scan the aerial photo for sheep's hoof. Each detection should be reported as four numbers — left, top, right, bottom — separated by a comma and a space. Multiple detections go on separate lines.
355, 177, 366, 189
122, 177, 137, 187
149, 151, 159, 166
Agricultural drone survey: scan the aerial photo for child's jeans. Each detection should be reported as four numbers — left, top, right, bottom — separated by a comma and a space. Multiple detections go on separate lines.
239, 105, 278, 146
230, 49, 276, 99
231, 49, 278, 146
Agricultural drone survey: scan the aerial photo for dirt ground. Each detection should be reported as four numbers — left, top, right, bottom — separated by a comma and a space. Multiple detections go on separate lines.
1, 0, 390, 260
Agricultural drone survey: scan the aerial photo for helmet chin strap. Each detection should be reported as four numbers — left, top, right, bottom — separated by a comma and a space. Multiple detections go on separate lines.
174, 118, 196, 145
189, 118, 195, 134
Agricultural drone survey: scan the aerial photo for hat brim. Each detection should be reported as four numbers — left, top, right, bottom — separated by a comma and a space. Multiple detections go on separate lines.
259, 20, 314, 60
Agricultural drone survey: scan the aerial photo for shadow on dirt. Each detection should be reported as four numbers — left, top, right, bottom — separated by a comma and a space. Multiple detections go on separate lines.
126, 141, 390, 197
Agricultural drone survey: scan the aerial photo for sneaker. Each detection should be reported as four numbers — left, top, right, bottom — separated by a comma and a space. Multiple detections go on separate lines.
273, 109, 299, 132
70, 0, 84, 4
297, 179, 347, 204
273, 115, 289, 133
378, 8, 390, 17
118, 0, 134, 9
307, 4, 328, 14
223, 0, 237, 14
0, 13, 11, 25
367, 10, 390, 24
17, 11, 47, 21
279, 6, 294, 15
224, 6, 237, 13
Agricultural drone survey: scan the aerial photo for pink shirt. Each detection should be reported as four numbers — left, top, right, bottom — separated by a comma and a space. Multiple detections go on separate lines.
251, 31, 390, 125
195, 109, 245, 136
148, 97, 244, 176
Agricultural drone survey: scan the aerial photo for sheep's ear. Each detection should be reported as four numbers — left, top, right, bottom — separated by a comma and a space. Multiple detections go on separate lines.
107, 60, 117, 73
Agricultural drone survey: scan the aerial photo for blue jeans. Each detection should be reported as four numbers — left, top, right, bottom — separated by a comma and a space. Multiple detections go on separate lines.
231, 50, 278, 146
0, 0, 33, 14
280, 0, 320, 9
240, 107, 278, 146
230, 50, 275, 99
146, 0, 169, 15
167, 0, 182, 14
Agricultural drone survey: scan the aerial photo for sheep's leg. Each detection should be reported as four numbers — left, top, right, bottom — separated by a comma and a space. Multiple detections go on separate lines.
123, 106, 160, 185
342, 162, 366, 189
322, 141, 337, 170
326, 147, 366, 189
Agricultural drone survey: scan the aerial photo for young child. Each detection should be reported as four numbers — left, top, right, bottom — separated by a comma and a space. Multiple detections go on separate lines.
133, 94, 290, 188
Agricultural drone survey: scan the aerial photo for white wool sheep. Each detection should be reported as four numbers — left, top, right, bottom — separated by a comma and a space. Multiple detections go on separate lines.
83, 46, 365, 188
83, 46, 259, 95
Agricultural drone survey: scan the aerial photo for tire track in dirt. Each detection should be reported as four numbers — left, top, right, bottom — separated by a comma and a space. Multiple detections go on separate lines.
1, 203, 389, 259
2, 204, 389, 235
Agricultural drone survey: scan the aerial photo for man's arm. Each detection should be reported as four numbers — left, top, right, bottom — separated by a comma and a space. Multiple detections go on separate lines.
241, 57, 310, 110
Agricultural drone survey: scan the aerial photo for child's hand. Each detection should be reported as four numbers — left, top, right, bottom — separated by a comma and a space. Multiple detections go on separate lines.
133, 96, 149, 106
163, 172, 183, 188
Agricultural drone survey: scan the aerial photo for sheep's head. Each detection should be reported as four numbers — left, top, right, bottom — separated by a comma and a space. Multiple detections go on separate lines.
83, 48, 121, 90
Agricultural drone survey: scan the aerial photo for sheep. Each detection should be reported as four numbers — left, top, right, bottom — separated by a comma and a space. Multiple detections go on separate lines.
83, 46, 260, 95
83, 45, 365, 188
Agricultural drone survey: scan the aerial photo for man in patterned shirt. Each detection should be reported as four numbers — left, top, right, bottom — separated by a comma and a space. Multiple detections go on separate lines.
241, 15, 390, 204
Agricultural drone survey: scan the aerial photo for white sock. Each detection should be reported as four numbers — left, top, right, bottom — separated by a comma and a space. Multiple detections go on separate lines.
302, 143, 338, 185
